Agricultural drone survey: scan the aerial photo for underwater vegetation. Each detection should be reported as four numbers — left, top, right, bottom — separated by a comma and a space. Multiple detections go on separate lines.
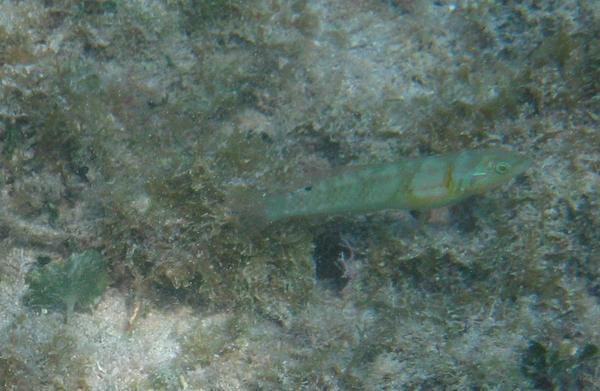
0, 0, 597, 389
0, 319, 90, 390
24, 250, 108, 321
521, 340, 599, 389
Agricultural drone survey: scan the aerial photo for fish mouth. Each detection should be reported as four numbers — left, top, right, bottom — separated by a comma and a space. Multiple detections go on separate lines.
513, 156, 533, 176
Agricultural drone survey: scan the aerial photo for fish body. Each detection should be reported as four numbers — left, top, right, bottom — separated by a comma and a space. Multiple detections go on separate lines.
263, 149, 531, 222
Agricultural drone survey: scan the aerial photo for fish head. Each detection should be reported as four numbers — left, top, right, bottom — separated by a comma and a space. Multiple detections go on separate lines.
462, 149, 532, 194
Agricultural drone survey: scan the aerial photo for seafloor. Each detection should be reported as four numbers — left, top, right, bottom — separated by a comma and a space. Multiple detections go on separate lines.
0, 1, 598, 389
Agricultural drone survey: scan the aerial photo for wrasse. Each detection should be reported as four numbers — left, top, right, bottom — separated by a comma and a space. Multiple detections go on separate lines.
259, 149, 531, 223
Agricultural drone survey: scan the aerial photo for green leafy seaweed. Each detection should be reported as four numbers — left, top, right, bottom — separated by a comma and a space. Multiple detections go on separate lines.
24, 250, 109, 320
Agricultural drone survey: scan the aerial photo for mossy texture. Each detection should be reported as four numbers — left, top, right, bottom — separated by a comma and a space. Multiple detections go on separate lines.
0, 315, 90, 390
521, 340, 599, 389
0, 0, 598, 389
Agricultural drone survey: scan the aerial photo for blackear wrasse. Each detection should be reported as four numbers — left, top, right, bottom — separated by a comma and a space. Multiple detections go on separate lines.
240, 149, 531, 224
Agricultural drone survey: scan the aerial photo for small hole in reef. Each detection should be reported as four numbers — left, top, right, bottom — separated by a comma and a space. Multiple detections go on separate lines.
313, 224, 351, 292
36, 255, 52, 267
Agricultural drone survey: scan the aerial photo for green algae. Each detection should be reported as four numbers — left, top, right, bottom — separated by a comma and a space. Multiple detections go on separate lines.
24, 250, 108, 320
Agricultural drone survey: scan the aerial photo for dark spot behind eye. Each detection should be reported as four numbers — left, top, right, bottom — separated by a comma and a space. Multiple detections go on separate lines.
304, 186, 313, 192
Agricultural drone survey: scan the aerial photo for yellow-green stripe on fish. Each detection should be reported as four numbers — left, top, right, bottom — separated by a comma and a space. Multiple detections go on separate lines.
262, 149, 531, 222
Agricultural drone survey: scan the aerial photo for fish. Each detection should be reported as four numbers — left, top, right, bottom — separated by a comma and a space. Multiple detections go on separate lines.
258, 149, 531, 223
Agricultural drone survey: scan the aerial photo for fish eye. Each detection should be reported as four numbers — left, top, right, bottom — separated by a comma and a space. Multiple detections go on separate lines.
495, 162, 511, 174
